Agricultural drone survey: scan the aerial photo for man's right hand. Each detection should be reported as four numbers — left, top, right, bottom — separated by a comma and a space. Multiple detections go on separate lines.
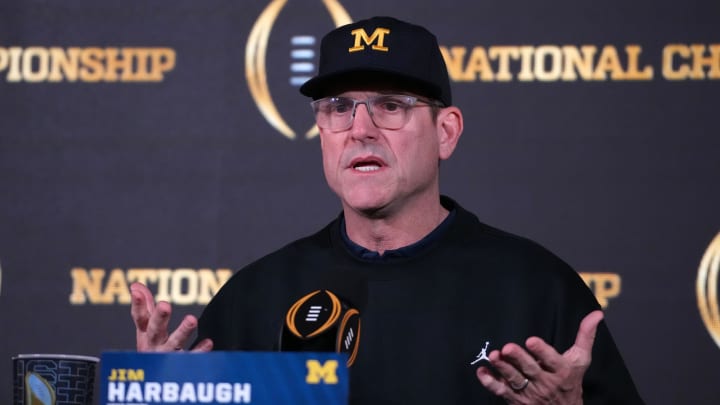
130, 282, 213, 352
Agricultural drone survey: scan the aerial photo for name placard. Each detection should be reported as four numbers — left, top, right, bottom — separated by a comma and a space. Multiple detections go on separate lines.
100, 352, 348, 405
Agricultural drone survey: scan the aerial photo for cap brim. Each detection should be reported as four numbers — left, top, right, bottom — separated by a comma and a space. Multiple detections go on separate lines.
300, 69, 443, 103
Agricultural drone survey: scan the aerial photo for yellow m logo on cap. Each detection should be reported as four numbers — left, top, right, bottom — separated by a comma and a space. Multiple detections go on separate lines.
305, 359, 339, 384
348, 28, 390, 53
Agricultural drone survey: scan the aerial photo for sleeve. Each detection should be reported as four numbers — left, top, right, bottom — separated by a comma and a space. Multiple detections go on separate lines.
552, 262, 645, 404
524, 241, 645, 404
583, 319, 645, 404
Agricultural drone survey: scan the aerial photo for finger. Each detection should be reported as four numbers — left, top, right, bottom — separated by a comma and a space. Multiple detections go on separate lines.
476, 366, 514, 399
498, 343, 544, 379
130, 292, 149, 332
131, 282, 157, 313
525, 336, 564, 373
164, 315, 200, 351
190, 338, 214, 353
574, 310, 604, 353
130, 283, 154, 331
488, 348, 532, 388
145, 300, 172, 346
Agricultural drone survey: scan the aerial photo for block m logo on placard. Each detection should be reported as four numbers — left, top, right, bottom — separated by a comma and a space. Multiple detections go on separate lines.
305, 359, 339, 384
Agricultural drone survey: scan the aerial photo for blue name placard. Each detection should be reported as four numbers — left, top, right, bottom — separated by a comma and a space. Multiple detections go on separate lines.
99, 352, 348, 405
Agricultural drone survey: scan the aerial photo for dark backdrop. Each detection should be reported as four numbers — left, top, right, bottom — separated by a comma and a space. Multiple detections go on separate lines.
1, 0, 719, 403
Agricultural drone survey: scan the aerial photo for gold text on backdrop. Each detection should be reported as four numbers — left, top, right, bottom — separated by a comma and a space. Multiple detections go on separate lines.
442, 45, 653, 82
0, 47, 175, 82
663, 44, 720, 80
69, 268, 232, 305
441, 44, 720, 82
579, 273, 621, 308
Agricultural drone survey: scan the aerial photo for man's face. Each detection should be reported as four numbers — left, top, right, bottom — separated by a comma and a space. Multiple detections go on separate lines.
318, 90, 445, 217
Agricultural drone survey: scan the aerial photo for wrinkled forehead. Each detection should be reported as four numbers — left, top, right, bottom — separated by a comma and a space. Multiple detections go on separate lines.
314, 72, 437, 101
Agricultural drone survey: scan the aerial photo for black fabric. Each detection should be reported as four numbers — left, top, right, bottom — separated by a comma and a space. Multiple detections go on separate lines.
197, 197, 644, 404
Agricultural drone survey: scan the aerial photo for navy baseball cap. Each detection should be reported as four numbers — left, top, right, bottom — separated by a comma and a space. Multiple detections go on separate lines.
299, 16, 452, 106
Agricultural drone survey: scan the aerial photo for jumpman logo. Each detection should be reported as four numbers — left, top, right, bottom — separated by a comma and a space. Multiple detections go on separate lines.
470, 341, 490, 365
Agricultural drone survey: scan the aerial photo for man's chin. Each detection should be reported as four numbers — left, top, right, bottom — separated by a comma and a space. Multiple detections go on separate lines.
342, 195, 392, 218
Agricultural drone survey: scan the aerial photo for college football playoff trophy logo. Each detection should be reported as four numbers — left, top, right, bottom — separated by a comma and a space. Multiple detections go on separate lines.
697, 232, 720, 348
246, 0, 352, 139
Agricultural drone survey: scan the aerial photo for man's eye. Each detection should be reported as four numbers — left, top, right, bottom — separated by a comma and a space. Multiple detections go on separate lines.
329, 102, 352, 114
334, 104, 349, 113
377, 100, 406, 112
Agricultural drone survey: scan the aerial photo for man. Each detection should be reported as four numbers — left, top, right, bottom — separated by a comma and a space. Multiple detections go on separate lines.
131, 16, 643, 404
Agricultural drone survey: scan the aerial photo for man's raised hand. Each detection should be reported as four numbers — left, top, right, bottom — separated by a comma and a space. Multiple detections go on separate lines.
130, 282, 213, 352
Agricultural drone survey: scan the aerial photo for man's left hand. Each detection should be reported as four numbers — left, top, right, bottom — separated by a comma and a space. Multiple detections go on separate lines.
476, 310, 604, 404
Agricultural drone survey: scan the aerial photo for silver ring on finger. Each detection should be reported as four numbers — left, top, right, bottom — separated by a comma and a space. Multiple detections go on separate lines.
510, 377, 529, 391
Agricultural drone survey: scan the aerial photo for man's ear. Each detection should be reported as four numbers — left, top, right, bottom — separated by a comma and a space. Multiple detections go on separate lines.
437, 106, 464, 160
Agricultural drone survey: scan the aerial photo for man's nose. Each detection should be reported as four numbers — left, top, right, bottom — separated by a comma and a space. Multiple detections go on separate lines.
349, 103, 378, 138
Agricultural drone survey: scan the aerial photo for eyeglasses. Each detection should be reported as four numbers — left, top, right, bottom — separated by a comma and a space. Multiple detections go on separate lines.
310, 94, 442, 132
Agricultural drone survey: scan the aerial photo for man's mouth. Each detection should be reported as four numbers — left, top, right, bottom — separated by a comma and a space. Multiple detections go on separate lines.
350, 157, 385, 172
354, 162, 381, 172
